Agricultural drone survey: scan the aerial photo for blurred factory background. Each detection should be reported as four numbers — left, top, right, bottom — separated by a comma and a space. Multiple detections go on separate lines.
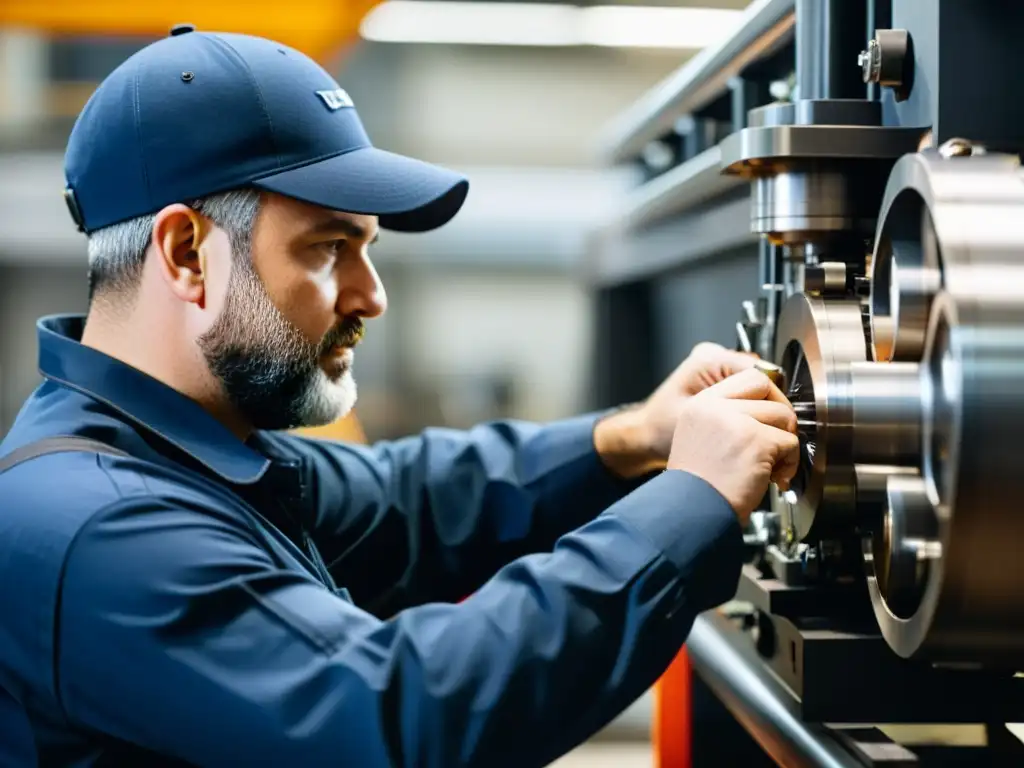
0, 1, 752, 763
0, 0, 751, 438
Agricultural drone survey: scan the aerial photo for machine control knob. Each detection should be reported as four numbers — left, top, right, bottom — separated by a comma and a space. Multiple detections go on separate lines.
859, 29, 912, 102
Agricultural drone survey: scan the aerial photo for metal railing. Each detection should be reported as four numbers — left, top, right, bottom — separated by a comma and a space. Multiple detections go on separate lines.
597, 0, 795, 165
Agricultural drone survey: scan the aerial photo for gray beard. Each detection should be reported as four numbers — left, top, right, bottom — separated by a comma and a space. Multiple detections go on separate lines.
197, 261, 356, 431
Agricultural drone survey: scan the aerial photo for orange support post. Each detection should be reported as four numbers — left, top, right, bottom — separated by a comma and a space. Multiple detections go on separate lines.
652, 646, 693, 768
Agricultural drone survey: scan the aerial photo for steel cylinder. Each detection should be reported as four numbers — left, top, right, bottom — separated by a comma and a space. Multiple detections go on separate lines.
753, 171, 855, 243
849, 361, 922, 465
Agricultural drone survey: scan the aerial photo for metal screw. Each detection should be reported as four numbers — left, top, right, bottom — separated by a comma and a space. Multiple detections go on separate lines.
859, 40, 880, 84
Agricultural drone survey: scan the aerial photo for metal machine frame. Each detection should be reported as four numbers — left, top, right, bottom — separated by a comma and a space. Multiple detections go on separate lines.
594, 0, 1024, 764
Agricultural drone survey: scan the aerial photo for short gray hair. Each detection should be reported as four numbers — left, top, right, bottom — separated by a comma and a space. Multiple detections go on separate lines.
86, 188, 262, 302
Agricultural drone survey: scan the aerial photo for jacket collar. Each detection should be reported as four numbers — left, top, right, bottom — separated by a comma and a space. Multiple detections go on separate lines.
37, 314, 272, 484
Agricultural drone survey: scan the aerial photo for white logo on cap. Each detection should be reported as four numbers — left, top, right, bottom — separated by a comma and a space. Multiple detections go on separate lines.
316, 88, 354, 111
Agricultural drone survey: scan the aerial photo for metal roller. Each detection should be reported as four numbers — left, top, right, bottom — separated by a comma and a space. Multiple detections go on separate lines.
864, 151, 1024, 664
770, 293, 868, 542
771, 294, 925, 544
848, 361, 922, 465
869, 148, 1024, 364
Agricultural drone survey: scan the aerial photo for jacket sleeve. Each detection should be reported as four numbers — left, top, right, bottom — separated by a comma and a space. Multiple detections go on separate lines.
58, 471, 742, 768
290, 413, 652, 615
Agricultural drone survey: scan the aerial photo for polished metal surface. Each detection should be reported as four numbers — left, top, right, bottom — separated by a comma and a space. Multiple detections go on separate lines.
749, 99, 882, 129
771, 298, 924, 545
719, 124, 924, 174
865, 472, 939, 624
598, 0, 1024, 675
854, 463, 919, 521
870, 152, 946, 362
771, 293, 868, 541
721, 114, 925, 248
599, 0, 795, 164
762, 149, 1024, 663
687, 612, 863, 768
868, 239, 942, 362
804, 261, 848, 295
865, 152, 1024, 663
849, 361, 921, 466
752, 171, 868, 243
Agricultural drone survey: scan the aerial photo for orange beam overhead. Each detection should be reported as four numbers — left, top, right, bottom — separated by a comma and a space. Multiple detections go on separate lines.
0, 0, 382, 62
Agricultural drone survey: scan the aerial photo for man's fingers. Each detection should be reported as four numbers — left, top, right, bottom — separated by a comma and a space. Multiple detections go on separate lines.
702, 368, 770, 399
768, 430, 801, 489
731, 400, 797, 434
704, 368, 792, 406
757, 375, 792, 406
715, 348, 760, 373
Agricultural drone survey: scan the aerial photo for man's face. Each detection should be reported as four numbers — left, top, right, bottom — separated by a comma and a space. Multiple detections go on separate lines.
198, 194, 386, 431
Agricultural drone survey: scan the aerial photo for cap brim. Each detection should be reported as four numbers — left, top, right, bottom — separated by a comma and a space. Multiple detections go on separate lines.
251, 147, 469, 233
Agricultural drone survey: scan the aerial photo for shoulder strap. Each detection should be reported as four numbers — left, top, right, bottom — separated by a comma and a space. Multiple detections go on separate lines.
0, 436, 130, 476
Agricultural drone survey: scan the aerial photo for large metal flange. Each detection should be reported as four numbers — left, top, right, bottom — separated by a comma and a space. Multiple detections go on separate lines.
866, 152, 1024, 664
771, 293, 869, 542
869, 148, 1024, 363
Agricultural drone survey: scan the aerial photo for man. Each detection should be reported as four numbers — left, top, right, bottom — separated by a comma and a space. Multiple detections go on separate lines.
0, 27, 799, 767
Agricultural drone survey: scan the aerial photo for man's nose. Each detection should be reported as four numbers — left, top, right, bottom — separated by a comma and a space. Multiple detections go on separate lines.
338, 252, 387, 319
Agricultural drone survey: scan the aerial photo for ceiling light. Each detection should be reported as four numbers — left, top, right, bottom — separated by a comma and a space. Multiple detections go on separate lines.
359, 2, 745, 49
581, 6, 744, 49
360, 2, 579, 47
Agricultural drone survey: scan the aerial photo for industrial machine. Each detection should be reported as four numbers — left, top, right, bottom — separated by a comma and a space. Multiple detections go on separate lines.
593, 0, 1024, 764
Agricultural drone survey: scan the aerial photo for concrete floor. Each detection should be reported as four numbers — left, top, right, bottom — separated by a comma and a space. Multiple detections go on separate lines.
549, 741, 652, 767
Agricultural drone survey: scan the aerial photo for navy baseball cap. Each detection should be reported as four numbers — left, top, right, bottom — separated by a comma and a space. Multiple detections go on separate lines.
63, 25, 469, 234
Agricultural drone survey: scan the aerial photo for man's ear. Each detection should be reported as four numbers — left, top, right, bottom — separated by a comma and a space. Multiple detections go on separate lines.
152, 204, 208, 308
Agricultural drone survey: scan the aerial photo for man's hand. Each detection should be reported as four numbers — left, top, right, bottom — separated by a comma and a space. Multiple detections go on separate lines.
668, 368, 800, 524
594, 342, 759, 479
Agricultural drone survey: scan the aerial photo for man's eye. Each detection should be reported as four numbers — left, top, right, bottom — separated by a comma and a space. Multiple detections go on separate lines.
324, 239, 347, 255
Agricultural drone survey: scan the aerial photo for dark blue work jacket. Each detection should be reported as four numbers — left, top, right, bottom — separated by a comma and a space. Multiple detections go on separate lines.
0, 315, 742, 767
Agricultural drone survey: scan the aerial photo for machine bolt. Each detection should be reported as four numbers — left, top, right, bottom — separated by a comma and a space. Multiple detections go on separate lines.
859, 29, 911, 102
858, 42, 880, 84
